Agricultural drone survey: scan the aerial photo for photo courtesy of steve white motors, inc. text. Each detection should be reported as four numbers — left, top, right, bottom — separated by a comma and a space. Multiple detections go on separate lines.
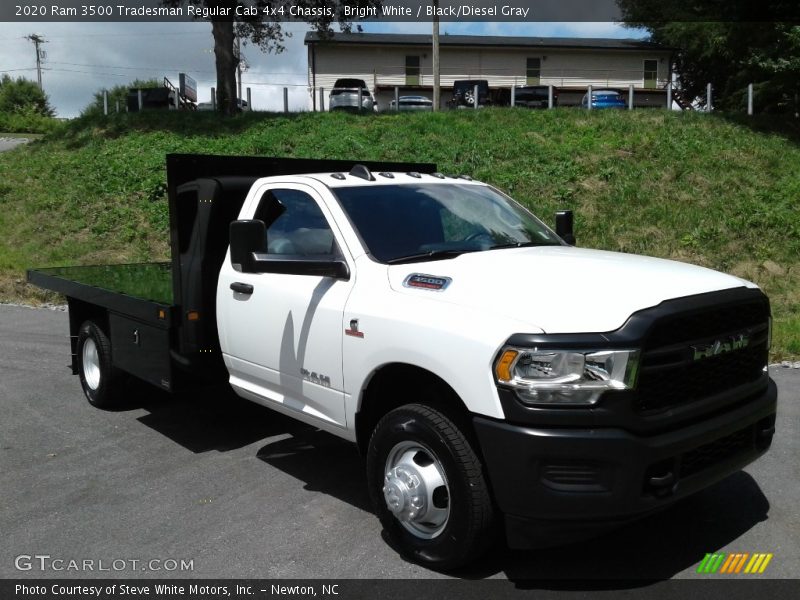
14, 583, 340, 597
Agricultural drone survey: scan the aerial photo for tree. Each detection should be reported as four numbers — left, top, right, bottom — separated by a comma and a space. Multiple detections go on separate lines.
0, 74, 54, 117
82, 79, 161, 116
162, 1, 380, 115
617, 0, 800, 111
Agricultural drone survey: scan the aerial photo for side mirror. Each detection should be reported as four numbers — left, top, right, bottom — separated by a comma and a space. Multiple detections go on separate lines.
555, 210, 576, 246
230, 220, 266, 272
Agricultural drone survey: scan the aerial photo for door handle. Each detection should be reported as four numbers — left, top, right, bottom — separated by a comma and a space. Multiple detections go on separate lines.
230, 282, 254, 295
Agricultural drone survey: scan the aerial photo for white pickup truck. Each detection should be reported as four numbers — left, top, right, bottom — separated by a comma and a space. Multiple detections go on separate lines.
29, 154, 778, 569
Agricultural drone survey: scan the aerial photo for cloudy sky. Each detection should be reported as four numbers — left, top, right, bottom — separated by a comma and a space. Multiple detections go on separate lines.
0, 20, 642, 117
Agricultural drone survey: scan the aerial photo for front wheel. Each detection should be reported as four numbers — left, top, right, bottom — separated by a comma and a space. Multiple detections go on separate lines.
366, 404, 495, 570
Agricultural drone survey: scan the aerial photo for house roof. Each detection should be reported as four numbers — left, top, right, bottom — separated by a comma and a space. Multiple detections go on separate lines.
304, 32, 673, 53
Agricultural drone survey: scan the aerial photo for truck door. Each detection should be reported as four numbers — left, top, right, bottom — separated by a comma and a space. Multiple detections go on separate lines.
217, 183, 353, 429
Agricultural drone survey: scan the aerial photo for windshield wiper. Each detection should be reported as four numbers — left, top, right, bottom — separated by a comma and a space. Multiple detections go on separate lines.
488, 241, 554, 250
386, 249, 470, 265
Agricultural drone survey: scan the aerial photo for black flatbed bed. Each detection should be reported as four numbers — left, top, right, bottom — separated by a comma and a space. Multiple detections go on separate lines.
27, 263, 174, 327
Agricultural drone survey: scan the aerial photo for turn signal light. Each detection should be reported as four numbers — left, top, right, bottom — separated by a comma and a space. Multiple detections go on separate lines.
495, 349, 518, 382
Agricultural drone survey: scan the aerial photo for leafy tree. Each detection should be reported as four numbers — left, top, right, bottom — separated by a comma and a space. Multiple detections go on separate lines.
0, 75, 54, 117
617, 0, 800, 112
82, 79, 161, 116
162, 1, 380, 115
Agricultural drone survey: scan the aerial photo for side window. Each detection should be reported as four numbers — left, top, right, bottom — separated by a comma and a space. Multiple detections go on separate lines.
253, 188, 338, 256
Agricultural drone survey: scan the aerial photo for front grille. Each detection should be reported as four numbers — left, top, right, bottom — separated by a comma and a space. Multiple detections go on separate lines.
680, 426, 755, 477
635, 299, 769, 413
645, 300, 766, 348
637, 343, 767, 412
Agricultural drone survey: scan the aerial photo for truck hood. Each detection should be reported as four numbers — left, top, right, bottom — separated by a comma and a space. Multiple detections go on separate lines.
387, 246, 755, 334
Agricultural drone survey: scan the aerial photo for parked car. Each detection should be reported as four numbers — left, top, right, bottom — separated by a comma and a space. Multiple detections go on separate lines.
514, 85, 558, 108
389, 95, 433, 112
449, 79, 491, 108
196, 98, 248, 111
329, 78, 375, 111
581, 89, 627, 109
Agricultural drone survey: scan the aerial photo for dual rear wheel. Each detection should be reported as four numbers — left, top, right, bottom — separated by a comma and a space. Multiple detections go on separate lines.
76, 320, 119, 408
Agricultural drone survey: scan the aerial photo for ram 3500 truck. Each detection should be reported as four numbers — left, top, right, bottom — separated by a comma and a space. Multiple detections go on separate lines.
28, 154, 778, 569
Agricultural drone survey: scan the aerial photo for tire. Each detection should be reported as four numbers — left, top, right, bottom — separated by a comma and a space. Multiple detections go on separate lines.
76, 320, 119, 408
366, 404, 495, 570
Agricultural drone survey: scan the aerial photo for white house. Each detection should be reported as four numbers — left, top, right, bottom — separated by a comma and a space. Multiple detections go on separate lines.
305, 32, 674, 110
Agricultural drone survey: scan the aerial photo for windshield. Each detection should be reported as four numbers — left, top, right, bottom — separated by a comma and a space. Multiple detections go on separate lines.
334, 183, 563, 264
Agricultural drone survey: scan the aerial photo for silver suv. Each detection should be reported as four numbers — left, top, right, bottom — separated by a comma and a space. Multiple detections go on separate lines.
329, 78, 375, 111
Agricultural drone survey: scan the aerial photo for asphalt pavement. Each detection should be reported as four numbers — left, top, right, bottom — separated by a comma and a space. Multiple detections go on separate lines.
0, 137, 31, 153
1, 304, 798, 584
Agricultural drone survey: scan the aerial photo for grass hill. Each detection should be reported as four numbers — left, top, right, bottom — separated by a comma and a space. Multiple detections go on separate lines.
0, 109, 797, 359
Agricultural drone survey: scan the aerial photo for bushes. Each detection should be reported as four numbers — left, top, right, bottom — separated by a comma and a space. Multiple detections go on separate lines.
0, 75, 59, 133
0, 105, 61, 134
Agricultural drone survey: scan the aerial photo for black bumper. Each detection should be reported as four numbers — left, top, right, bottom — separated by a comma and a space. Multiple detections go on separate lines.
473, 378, 777, 547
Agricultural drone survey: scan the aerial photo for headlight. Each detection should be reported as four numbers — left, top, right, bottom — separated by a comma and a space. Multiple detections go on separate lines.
495, 347, 640, 406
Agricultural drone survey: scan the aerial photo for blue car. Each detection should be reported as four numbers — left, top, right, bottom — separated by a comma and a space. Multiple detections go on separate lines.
581, 89, 627, 109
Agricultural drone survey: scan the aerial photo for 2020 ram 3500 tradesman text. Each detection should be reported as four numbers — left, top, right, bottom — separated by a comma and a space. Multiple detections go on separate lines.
28, 154, 777, 569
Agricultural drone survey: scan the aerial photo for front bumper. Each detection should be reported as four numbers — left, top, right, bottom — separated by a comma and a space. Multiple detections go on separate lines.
473, 378, 777, 547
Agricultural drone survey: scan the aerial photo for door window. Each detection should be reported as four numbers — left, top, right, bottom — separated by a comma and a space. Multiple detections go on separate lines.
644, 59, 658, 89
526, 58, 541, 85
253, 188, 337, 256
406, 56, 421, 86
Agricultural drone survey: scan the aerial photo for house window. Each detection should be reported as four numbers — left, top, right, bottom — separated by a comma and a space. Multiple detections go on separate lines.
644, 59, 658, 89
405, 56, 420, 86
526, 58, 541, 85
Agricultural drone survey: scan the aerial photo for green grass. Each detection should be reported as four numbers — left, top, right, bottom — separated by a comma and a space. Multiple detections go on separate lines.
1, 109, 798, 359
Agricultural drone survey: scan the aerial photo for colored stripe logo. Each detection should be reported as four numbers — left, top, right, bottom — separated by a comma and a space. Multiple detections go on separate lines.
697, 552, 773, 574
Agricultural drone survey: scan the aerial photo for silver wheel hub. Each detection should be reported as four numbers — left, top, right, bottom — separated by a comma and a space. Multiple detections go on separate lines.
383, 442, 450, 539
82, 338, 101, 391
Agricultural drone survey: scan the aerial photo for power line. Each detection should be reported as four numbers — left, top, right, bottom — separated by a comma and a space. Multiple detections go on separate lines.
48, 61, 217, 74
46, 31, 211, 39
43, 68, 145, 79
45, 61, 308, 81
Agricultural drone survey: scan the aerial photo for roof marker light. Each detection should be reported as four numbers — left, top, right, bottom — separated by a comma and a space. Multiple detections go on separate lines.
349, 164, 376, 181
331, 173, 346, 180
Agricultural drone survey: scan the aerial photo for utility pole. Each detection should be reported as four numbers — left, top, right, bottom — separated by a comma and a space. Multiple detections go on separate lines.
432, 1, 440, 111
236, 33, 243, 108
26, 34, 46, 90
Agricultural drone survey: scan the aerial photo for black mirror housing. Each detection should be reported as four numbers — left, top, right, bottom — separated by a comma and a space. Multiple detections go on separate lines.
250, 255, 350, 280
555, 210, 576, 246
230, 220, 266, 272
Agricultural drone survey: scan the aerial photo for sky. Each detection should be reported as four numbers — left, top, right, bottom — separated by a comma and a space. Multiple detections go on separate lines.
0, 20, 644, 118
